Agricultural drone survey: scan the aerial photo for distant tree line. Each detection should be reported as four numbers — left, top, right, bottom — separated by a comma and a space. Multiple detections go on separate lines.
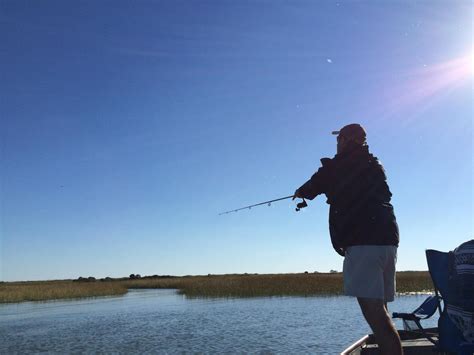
74, 274, 176, 282
73, 271, 342, 282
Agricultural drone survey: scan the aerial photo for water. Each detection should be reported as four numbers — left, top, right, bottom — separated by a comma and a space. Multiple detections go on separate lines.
0, 290, 437, 354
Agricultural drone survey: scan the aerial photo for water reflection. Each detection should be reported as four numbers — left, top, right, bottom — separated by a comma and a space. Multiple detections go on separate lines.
0, 289, 437, 353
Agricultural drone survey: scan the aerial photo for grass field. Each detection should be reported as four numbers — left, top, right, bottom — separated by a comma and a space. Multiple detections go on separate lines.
0, 271, 434, 303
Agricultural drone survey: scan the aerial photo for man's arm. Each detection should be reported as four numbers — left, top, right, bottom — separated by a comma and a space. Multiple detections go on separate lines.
293, 158, 332, 200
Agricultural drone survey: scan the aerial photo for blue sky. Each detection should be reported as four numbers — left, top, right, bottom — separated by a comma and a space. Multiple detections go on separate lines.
1, 1, 472, 281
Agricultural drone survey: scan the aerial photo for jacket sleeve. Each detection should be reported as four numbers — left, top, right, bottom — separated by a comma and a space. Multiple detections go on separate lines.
297, 158, 332, 200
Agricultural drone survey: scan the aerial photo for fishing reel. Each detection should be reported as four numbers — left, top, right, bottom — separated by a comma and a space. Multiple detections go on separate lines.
295, 198, 307, 212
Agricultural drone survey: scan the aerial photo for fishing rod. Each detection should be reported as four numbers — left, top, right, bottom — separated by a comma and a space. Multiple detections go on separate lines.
218, 195, 307, 215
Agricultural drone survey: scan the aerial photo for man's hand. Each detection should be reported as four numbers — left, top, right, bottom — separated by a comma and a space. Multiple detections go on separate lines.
293, 189, 302, 200
334, 247, 345, 257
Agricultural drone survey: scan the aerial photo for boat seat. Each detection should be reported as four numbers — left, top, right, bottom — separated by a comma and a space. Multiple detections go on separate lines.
393, 242, 474, 354
392, 294, 440, 344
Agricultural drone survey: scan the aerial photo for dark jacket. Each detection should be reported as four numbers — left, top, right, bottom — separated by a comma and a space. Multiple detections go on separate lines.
297, 145, 399, 256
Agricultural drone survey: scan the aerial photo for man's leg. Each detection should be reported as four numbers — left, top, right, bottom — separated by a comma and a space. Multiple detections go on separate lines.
357, 297, 403, 355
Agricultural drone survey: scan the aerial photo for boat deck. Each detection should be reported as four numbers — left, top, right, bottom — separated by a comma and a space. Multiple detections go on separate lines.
355, 338, 437, 354
342, 328, 439, 354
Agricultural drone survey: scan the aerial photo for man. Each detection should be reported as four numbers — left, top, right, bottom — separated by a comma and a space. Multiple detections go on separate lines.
293, 123, 402, 355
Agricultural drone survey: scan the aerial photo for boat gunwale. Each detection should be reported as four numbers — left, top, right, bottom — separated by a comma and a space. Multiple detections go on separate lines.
341, 328, 439, 354
341, 335, 371, 354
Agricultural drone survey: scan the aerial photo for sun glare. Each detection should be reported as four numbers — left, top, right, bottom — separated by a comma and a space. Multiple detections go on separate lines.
385, 51, 473, 113
471, 51, 474, 75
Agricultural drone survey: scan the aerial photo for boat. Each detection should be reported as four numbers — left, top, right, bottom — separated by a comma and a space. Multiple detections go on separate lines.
343, 241, 474, 354
341, 328, 439, 354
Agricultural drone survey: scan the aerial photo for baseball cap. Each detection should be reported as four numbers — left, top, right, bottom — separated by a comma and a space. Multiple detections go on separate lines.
331, 123, 367, 145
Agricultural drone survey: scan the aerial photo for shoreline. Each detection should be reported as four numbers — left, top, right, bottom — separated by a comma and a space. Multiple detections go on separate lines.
0, 271, 433, 304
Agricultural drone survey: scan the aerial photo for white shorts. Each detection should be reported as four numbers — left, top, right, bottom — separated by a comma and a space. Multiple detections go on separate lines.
343, 245, 397, 302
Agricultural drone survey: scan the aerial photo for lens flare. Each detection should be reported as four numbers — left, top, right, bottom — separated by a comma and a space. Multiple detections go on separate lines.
471, 51, 474, 75
383, 52, 473, 115
418, 54, 472, 96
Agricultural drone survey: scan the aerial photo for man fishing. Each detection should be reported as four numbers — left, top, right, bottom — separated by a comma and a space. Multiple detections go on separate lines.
293, 123, 402, 355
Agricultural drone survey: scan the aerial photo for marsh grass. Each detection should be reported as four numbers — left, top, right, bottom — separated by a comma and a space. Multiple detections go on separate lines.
121, 273, 345, 298
395, 271, 434, 294
1, 272, 434, 303
0, 281, 128, 303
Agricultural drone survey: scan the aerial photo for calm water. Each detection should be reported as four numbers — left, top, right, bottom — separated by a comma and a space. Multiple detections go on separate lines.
0, 289, 437, 354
